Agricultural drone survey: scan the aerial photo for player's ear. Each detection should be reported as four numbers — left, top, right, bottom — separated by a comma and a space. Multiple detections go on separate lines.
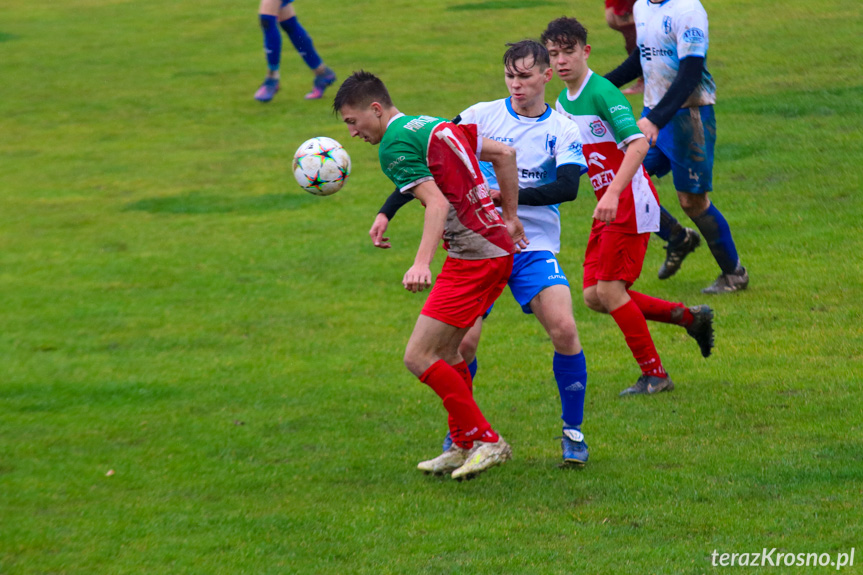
584, 44, 592, 58
543, 65, 553, 82
371, 102, 383, 117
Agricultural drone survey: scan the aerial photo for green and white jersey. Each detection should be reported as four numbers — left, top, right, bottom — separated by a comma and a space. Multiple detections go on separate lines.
556, 70, 660, 234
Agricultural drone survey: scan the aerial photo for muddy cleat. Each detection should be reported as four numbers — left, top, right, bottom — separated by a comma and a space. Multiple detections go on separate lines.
702, 267, 749, 295
658, 228, 701, 280
451, 437, 512, 481
305, 67, 337, 100
254, 77, 280, 102
417, 444, 470, 475
685, 305, 715, 358
619, 374, 675, 396
561, 427, 588, 466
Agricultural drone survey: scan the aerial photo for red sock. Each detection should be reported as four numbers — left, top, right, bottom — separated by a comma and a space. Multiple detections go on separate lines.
610, 299, 668, 378
452, 360, 473, 393
419, 360, 490, 447
627, 290, 693, 326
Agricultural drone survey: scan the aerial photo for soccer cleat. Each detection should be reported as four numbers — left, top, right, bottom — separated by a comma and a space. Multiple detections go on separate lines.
619, 374, 675, 396
561, 427, 588, 466
254, 77, 280, 102
441, 431, 453, 453
305, 67, 337, 100
417, 444, 470, 475
451, 437, 512, 481
658, 228, 701, 280
702, 267, 749, 295
685, 305, 715, 358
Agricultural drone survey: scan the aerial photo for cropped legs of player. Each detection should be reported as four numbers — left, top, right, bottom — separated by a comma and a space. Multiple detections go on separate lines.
255, 0, 336, 102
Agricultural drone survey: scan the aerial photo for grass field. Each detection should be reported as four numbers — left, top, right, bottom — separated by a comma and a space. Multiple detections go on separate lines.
1, 0, 862, 573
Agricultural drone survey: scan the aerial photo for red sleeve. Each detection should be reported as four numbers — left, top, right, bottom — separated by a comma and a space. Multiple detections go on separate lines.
456, 123, 480, 154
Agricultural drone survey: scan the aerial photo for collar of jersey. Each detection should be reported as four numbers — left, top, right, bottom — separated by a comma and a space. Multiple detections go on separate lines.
386, 112, 406, 129
505, 97, 552, 122
566, 69, 594, 101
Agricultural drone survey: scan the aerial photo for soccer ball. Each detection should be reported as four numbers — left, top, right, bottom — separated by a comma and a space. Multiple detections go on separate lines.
292, 136, 351, 196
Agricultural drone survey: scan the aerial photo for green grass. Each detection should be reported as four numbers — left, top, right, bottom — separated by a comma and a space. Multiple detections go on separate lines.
1, 0, 862, 573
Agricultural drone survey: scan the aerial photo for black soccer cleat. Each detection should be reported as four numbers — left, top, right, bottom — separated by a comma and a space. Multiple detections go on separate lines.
685, 305, 715, 358
658, 228, 701, 280
702, 267, 750, 295
619, 375, 675, 397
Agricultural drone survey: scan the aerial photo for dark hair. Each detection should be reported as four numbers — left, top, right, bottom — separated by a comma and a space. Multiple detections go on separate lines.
540, 17, 589, 50
503, 40, 550, 72
332, 70, 393, 114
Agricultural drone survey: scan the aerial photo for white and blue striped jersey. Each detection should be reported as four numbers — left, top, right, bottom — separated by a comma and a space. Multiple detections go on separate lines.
634, 0, 716, 109
459, 98, 587, 254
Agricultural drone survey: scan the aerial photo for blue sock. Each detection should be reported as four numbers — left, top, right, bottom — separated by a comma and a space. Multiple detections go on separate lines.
468, 357, 478, 380
280, 16, 323, 70
691, 203, 741, 274
259, 15, 281, 72
553, 351, 587, 429
657, 205, 686, 243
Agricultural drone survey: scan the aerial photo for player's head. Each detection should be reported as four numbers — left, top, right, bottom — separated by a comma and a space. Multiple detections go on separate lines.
332, 71, 394, 145
541, 17, 592, 87
503, 40, 553, 110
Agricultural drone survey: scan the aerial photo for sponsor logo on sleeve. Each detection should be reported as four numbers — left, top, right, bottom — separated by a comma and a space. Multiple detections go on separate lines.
683, 27, 706, 44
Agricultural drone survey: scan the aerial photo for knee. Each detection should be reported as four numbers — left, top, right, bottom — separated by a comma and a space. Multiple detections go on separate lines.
458, 339, 478, 364
583, 289, 606, 313
679, 192, 710, 217
548, 317, 579, 350
605, 9, 621, 29
403, 348, 431, 378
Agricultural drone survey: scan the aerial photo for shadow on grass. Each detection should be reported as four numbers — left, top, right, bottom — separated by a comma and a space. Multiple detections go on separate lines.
123, 192, 317, 215
447, 0, 561, 10
0, 32, 19, 42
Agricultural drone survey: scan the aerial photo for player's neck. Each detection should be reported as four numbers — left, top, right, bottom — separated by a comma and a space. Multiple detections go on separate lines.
510, 98, 547, 118
565, 69, 590, 95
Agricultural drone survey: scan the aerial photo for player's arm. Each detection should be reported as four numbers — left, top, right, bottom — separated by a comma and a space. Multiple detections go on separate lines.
478, 138, 528, 251
402, 180, 448, 293
516, 164, 581, 206
594, 137, 649, 224
605, 48, 642, 88
369, 187, 415, 248
638, 56, 705, 141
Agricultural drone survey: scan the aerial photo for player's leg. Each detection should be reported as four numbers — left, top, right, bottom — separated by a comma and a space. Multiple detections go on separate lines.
254, 0, 284, 102
438, 315, 484, 453
641, 129, 702, 279
605, 1, 641, 94
277, 1, 337, 100
667, 106, 748, 293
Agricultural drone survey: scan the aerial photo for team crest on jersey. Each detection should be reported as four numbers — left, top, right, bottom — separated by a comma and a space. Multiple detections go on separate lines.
545, 134, 557, 155
589, 120, 607, 137
663, 16, 673, 35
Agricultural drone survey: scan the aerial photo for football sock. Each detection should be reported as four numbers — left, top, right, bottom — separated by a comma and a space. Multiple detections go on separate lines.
657, 205, 687, 243
610, 300, 668, 378
690, 203, 741, 275
259, 14, 281, 72
279, 16, 323, 70
468, 357, 478, 381
419, 360, 490, 448
553, 351, 587, 429
627, 290, 693, 326
452, 360, 473, 393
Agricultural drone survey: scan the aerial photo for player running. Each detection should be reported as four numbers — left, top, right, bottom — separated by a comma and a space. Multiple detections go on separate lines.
333, 71, 528, 480
254, 0, 336, 102
369, 41, 591, 466
542, 16, 715, 396
605, 0, 749, 293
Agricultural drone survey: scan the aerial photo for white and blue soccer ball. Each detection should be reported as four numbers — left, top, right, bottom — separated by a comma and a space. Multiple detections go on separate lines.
292, 136, 351, 196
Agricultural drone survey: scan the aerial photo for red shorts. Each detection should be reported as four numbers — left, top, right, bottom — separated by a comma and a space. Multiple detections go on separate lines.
605, 0, 636, 16
583, 222, 649, 289
422, 255, 513, 329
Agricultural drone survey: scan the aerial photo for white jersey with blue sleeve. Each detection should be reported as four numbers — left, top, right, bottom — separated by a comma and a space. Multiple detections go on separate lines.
634, 0, 716, 109
458, 98, 587, 254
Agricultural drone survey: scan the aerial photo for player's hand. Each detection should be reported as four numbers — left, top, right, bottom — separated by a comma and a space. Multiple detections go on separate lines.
403, 264, 432, 293
637, 117, 660, 146
369, 213, 391, 249
593, 193, 619, 224
505, 216, 529, 253
489, 188, 502, 206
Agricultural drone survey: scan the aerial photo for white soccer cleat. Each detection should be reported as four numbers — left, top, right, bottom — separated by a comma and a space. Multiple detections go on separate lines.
450, 437, 512, 481
417, 444, 470, 475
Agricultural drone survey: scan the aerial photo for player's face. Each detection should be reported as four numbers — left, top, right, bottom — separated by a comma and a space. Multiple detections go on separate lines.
504, 57, 552, 112
546, 41, 591, 86
340, 103, 385, 145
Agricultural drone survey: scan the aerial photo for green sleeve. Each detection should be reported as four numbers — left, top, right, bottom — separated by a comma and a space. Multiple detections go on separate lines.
596, 89, 642, 145
379, 137, 433, 192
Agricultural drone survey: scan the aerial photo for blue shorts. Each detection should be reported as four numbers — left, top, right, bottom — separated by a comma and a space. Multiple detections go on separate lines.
507, 250, 570, 314
642, 105, 716, 194
280, 0, 294, 6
